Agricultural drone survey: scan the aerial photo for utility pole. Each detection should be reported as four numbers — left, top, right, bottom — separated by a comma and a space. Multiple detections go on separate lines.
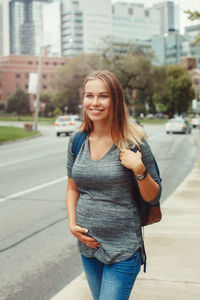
34, 47, 43, 131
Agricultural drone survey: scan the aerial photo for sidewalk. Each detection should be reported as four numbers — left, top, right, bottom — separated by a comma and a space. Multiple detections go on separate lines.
51, 133, 200, 300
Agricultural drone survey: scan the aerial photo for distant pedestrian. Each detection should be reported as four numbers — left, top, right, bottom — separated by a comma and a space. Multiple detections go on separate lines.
66, 70, 162, 300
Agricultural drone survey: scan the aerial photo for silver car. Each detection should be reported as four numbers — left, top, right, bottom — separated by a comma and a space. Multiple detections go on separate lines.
165, 118, 192, 134
54, 115, 81, 136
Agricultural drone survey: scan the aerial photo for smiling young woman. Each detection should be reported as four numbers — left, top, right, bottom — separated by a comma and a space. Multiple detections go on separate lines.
66, 70, 162, 300
83, 79, 112, 123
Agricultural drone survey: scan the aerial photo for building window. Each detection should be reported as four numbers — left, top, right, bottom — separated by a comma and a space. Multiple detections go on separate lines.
128, 8, 133, 15
53, 62, 57, 66
25, 85, 29, 90
43, 74, 47, 79
145, 10, 149, 17
61, 62, 65, 65
194, 79, 199, 85
16, 73, 20, 78
25, 73, 29, 79
45, 62, 49, 65
28, 61, 32, 65
112, 7, 115, 14
43, 85, 47, 89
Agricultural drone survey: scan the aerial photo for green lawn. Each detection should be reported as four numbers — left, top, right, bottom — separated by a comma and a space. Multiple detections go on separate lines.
0, 126, 39, 143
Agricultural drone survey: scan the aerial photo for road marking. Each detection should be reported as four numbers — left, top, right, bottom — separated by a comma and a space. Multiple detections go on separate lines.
0, 176, 66, 203
0, 150, 65, 167
148, 133, 164, 141
0, 139, 67, 154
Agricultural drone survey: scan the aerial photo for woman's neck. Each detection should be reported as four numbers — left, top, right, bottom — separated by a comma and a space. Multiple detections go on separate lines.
91, 121, 112, 139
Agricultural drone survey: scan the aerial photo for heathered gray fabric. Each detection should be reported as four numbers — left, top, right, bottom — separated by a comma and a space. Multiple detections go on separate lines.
67, 131, 161, 264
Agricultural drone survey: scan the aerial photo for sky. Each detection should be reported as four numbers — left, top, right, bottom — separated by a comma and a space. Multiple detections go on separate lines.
112, 0, 200, 33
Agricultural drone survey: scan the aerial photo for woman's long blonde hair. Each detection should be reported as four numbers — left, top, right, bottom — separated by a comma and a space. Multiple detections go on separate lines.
81, 70, 146, 150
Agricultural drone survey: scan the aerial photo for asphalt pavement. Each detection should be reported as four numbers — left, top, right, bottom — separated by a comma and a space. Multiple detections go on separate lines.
51, 132, 200, 300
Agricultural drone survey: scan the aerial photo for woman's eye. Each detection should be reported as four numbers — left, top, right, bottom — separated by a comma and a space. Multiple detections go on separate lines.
100, 95, 108, 98
86, 94, 92, 98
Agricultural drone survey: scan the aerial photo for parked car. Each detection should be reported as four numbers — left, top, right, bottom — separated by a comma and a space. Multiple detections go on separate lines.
190, 116, 200, 128
165, 118, 192, 134
54, 115, 81, 136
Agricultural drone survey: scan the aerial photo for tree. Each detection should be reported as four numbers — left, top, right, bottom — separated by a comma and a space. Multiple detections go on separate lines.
51, 53, 103, 113
39, 92, 54, 117
52, 88, 79, 114
154, 65, 194, 117
6, 88, 30, 115
185, 10, 200, 45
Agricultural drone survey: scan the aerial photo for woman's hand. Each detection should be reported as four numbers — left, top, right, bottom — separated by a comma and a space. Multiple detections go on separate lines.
120, 149, 145, 174
70, 225, 100, 249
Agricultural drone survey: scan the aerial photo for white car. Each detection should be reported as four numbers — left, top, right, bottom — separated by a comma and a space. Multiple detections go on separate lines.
54, 115, 81, 136
190, 116, 200, 128
165, 118, 192, 134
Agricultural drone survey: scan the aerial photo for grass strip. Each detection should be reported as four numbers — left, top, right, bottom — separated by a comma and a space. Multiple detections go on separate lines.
0, 126, 39, 143
0, 114, 55, 124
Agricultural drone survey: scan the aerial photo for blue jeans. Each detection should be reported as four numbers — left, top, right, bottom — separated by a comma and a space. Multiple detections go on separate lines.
81, 249, 141, 300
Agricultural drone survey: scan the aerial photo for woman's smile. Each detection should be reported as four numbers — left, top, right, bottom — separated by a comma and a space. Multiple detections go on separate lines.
83, 79, 112, 122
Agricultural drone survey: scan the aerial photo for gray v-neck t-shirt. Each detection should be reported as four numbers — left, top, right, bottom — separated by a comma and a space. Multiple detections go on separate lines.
67, 132, 161, 264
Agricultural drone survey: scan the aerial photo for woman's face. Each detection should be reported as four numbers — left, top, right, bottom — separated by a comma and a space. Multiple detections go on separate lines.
83, 79, 112, 123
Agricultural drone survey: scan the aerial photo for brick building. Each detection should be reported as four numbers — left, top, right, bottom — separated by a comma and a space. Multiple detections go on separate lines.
189, 69, 200, 101
179, 57, 196, 71
0, 55, 67, 110
180, 57, 200, 101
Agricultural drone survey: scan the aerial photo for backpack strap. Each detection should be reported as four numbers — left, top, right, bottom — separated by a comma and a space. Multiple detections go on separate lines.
72, 131, 88, 158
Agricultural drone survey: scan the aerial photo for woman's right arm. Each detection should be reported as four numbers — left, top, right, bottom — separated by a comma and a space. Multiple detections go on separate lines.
66, 177, 100, 249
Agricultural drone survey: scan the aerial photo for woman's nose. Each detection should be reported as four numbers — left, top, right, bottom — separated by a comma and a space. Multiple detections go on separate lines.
92, 96, 99, 104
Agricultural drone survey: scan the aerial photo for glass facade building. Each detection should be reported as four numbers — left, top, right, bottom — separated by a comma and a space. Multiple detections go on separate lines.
61, 0, 83, 57
0, 0, 10, 56
151, 30, 193, 66
9, 0, 52, 55
153, 1, 175, 34
112, 2, 160, 47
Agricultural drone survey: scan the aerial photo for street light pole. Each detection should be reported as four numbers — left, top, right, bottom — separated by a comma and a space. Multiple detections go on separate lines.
34, 47, 43, 131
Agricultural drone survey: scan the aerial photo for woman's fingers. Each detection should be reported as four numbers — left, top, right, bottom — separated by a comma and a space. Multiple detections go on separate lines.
71, 225, 100, 248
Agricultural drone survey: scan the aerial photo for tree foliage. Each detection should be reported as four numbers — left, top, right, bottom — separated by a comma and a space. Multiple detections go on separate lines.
51, 53, 103, 113
39, 92, 54, 117
51, 40, 195, 117
154, 65, 194, 117
185, 10, 200, 45
6, 88, 30, 115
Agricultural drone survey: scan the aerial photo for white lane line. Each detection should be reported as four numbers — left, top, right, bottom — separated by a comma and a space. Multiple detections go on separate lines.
0, 139, 66, 154
0, 150, 64, 167
0, 176, 66, 203
148, 133, 164, 141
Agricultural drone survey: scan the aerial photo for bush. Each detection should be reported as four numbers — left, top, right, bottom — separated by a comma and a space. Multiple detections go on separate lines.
6, 88, 30, 115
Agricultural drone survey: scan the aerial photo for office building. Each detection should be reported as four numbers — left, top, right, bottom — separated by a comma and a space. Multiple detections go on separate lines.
184, 24, 200, 68
80, 0, 112, 53
9, 0, 53, 55
0, 0, 10, 56
153, 1, 175, 34
151, 30, 186, 65
112, 2, 160, 46
43, 0, 62, 56
61, 0, 83, 57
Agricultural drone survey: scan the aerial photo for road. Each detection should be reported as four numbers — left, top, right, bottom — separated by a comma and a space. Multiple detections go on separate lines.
0, 124, 198, 300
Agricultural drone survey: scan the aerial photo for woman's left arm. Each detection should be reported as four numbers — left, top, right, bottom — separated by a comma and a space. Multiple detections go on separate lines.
120, 142, 161, 203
